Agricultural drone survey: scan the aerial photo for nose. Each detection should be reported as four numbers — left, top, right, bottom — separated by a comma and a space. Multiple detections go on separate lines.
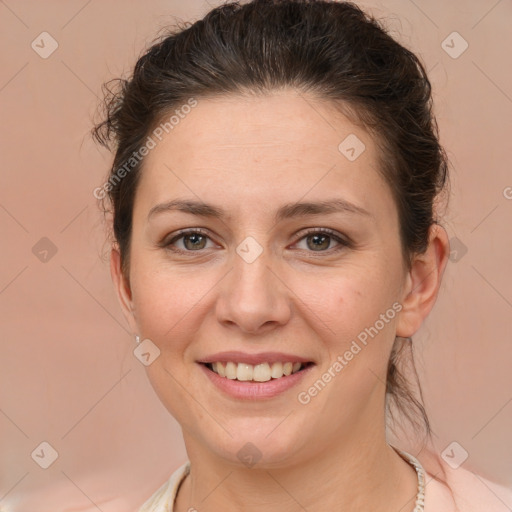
215, 248, 291, 335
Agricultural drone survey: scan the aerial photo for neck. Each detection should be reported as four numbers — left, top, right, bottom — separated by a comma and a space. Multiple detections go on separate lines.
175, 424, 419, 512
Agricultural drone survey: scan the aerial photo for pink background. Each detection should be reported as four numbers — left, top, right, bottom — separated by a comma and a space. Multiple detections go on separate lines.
1, 0, 511, 510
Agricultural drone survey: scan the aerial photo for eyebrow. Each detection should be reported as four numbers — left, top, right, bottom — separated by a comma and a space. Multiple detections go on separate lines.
147, 198, 374, 223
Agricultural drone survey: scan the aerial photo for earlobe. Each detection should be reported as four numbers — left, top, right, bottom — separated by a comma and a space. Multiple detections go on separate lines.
110, 247, 138, 332
396, 224, 450, 338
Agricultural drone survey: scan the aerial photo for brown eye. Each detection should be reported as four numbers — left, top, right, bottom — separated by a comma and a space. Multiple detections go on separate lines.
181, 232, 208, 250
294, 229, 350, 253
165, 229, 215, 253
305, 233, 332, 251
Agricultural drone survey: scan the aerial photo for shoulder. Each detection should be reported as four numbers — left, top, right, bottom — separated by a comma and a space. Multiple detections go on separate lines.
424, 466, 512, 512
447, 465, 512, 512
138, 461, 191, 512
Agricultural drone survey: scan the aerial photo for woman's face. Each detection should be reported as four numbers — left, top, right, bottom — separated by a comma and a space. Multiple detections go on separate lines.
113, 90, 425, 467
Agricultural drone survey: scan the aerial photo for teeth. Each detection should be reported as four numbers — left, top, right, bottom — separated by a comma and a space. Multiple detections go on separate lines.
216, 361, 226, 377
237, 363, 253, 381
271, 362, 283, 378
208, 361, 306, 381
225, 362, 237, 379
253, 363, 271, 382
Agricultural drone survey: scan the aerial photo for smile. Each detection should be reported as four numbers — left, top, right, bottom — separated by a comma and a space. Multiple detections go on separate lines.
198, 361, 315, 400
205, 361, 311, 381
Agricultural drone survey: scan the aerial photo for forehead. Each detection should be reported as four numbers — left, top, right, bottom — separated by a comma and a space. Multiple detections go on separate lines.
136, 90, 394, 221
148, 91, 370, 163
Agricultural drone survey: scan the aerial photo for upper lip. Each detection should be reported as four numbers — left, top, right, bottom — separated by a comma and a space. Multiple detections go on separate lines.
197, 351, 314, 365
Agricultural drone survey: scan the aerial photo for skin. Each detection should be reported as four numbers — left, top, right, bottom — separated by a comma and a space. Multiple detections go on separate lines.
111, 90, 449, 512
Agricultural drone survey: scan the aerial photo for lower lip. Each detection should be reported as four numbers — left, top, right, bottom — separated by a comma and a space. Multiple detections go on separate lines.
198, 363, 314, 400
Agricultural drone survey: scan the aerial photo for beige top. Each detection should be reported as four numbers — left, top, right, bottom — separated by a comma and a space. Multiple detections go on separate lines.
138, 456, 512, 512
138, 461, 190, 512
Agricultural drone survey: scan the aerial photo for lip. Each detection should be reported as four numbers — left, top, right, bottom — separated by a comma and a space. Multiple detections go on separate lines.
196, 351, 314, 365
198, 362, 315, 400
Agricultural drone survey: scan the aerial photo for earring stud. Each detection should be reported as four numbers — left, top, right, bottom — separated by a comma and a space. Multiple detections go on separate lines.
135, 335, 140, 344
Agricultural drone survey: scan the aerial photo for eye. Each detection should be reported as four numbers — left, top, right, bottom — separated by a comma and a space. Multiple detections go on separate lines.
164, 229, 216, 253
162, 228, 350, 255
293, 228, 350, 253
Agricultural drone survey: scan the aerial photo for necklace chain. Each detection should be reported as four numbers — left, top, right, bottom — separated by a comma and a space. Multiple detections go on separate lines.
393, 447, 426, 512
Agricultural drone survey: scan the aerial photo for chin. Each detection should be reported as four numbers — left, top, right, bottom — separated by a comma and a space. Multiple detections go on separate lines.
198, 424, 310, 469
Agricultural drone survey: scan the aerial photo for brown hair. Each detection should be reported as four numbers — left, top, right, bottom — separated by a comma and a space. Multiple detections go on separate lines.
92, 0, 450, 443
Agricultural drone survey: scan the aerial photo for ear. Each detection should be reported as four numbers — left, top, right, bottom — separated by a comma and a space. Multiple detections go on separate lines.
110, 246, 138, 333
396, 223, 450, 338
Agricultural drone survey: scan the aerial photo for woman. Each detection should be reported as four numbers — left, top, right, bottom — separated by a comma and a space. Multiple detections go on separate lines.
92, 1, 485, 510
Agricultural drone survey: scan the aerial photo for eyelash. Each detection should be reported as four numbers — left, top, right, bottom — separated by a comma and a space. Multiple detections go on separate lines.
162, 227, 351, 256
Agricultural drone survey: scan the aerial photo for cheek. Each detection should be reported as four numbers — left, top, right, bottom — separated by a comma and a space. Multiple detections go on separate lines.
130, 266, 202, 351
290, 261, 399, 342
